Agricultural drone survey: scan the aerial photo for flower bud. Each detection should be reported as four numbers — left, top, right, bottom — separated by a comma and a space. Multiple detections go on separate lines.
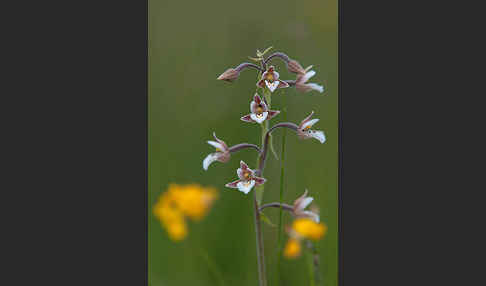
217, 68, 239, 82
287, 59, 306, 75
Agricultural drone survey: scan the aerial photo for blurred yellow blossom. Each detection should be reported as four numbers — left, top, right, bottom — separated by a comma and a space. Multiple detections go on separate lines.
292, 218, 327, 241
153, 184, 218, 241
284, 218, 327, 259
283, 238, 301, 259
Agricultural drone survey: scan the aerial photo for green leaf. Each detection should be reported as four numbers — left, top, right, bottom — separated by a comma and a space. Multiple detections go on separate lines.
269, 133, 279, 160
260, 212, 276, 228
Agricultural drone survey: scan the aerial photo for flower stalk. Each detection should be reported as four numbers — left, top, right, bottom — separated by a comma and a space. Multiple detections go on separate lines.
253, 190, 267, 286
259, 202, 293, 212
252, 89, 270, 286
306, 241, 322, 286
211, 48, 328, 286
276, 99, 287, 286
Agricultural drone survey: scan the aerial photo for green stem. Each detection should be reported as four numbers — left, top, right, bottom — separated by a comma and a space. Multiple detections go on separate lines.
198, 248, 225, 286
307, 247, 316, 286
253, 190, 267, 286
255, 88, 271, 205
306, 241, 322, 286
276, 91, 287, 286
253, 81, 268, 286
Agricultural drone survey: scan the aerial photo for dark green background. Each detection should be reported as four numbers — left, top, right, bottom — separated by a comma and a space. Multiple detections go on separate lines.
149, 0, 337, 285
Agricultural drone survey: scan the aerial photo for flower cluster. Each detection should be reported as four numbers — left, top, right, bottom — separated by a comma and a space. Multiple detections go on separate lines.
207, 48, 327, 197
284, 218, 327, 259
217, 50, 326, 95
203, 48, 329, 284
153, 184, 218, 241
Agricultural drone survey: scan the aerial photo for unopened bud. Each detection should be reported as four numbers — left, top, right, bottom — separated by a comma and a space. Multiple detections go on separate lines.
287, 59, 306, 75
217, 68, 239, 82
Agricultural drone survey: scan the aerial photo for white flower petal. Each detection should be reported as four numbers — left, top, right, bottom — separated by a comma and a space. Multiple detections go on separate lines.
274, 70, 280, 80
302, 210, 320, 222
302, 118, 320, 130
203, 153, 218, 170
237, 167, 244, 179
236, 180, 255, 194
265, 80, 279, 92
207, 140, 224, 150
250, 111, 268, 124
310, 130, 326, 143
300, 197, 314, 210
302, 70, 316, 83
250, 113, 258, 122
250, 100, 257, 113
307, 83, 324, 93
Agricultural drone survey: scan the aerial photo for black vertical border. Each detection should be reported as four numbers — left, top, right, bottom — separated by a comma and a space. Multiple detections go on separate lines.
144, 0, 149, 283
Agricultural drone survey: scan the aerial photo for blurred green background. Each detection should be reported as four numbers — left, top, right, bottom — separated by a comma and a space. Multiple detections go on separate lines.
149, 0, 337, 285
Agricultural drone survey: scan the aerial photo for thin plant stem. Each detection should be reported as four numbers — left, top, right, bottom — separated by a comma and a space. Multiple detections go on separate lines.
198, 248, 225, 286
255, 87, 271, 205
276, 90, 287, 286
306, 246, 316, 286
259, 202, 293, 212
252, 68, 267, 286
310, 242, 322, 285
253, 190, 267, 286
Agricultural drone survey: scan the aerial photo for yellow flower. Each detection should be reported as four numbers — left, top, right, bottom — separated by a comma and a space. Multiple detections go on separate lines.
170, 184, 218, 221
284, 218, 328, 259
165, 219, 187, 241
292, 218, 327, 241
153, 184, 218, 241
284, 238, 301, 259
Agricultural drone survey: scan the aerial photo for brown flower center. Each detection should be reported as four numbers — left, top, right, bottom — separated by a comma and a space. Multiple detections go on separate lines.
256, 106, 264, 114
243, 171, 251, 179
265, 73, 274, 82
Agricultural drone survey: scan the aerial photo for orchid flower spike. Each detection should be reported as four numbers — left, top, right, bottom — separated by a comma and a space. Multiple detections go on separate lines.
295, 67, 325, 93
225, 161, 266, 194
203, 132, 231, 170
297, 111, 326, 144
293, 190, 320, 222
257, 66, 289, 93
241, 94, 280, 124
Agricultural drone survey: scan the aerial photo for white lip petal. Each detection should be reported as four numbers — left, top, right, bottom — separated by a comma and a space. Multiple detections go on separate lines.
307, 83, 324, 93
302, 210, 320, 222
299, 197, 314, 210
250, 111, 268, 124
302, 118, 320, 130
265, 80, 279, 92
302, 70, 316, 83
207, 140, 224, 150
203, 153, 218, 170
236, 180, 255, 194
310, 130, 326, 143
